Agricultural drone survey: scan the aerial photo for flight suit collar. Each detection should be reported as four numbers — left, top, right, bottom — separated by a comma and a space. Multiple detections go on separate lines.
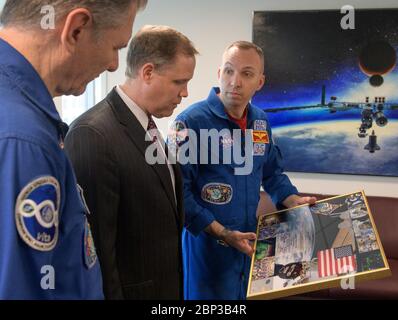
0, 38, 62, 126
206, 87, 257, 126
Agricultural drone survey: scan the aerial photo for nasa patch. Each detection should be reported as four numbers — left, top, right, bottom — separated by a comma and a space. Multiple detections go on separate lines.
201, 183, 233, 205
168, 120, 188, 148
253, 143, 266, 156
84, 219, 97, 269
220, 132, 233, 149
15, 176, 60, 251
254, 120, 267, 131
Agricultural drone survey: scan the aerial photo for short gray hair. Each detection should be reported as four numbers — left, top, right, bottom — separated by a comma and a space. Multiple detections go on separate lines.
0, 0, 147, 29
126, 25, 199, 78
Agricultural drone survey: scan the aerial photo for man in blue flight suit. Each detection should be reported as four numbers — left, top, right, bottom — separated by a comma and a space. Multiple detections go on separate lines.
0, 0, 146, 299
171, 41, 316, 300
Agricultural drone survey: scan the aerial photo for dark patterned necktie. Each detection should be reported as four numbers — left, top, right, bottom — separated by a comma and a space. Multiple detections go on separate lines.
147, 116, 159, 142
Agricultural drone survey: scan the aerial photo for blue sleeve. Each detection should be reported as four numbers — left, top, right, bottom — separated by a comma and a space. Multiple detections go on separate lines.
0, 137, 61, 299
261, 126, 299, 206
169, 117, 215, 236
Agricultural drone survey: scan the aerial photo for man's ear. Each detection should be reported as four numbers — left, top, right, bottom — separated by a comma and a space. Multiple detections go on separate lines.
141, 63, 155, 83
217, 67, 221, 81
60, 8, 93, 52
256, 74, 266, 91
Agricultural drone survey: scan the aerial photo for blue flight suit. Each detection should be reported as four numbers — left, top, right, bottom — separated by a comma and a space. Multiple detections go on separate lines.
173, 87, 298, 300
0, 38, 103, 299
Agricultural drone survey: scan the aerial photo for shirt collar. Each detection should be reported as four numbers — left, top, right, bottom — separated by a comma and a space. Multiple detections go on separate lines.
115, 85, 149, 130
0, 38, 62, 125
206, 87, 256, 122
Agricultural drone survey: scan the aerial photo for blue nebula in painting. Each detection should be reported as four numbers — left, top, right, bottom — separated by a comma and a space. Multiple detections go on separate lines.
254, 64, 369, 111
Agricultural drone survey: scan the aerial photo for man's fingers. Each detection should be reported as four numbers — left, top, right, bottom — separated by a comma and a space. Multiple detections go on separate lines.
228, 232, 257, 255
246, 232, 257, 240
298, 196, 317, 205
307, 196, 317, 204
241, 243, 255, 256
238, 232, 256, 240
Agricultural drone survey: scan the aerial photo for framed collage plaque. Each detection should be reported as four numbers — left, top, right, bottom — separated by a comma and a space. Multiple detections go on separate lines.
247, 191, 391, 300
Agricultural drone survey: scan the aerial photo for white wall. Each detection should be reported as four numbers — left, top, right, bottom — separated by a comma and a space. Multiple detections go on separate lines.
1, 1, 396, 197
107, 0, 398, 198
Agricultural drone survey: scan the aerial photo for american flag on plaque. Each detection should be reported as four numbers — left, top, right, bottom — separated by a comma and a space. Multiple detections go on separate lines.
317, 245, 357, 278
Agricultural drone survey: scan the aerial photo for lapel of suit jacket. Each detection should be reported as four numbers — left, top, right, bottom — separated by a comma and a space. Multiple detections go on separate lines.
171, 162, 184, 230
106, 88, 179, 220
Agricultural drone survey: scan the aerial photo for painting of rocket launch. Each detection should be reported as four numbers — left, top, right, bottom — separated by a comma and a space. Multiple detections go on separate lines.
253, 9, 398, 176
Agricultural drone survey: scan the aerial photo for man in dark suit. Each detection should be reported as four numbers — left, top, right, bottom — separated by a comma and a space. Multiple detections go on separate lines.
64, 25, 198, 300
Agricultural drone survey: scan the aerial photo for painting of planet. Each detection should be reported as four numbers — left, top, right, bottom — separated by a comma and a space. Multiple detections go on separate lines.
253, 9, 398, 176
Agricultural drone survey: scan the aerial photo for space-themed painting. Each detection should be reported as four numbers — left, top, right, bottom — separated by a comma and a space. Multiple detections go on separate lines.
253, 9, 398, 176
247, 191, 390, 300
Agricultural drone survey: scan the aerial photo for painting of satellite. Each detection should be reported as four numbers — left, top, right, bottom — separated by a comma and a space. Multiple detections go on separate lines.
252, 9, 398, 176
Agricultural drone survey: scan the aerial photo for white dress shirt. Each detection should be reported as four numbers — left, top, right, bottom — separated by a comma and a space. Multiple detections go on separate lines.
115, 85, 176, 203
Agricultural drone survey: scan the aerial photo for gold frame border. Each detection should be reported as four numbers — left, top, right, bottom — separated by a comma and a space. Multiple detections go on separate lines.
247, 190, 392, 300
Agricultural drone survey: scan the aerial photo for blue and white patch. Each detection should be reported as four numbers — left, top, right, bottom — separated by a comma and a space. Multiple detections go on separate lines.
168, 120, 188, 148
345, 192, 364, 209
254, 120, 267, 131
15, 176, 60, 251
201, 183, 233, 205
220, 132, 233, 149
84, 218, 97, 269
253, 143, 266, 156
